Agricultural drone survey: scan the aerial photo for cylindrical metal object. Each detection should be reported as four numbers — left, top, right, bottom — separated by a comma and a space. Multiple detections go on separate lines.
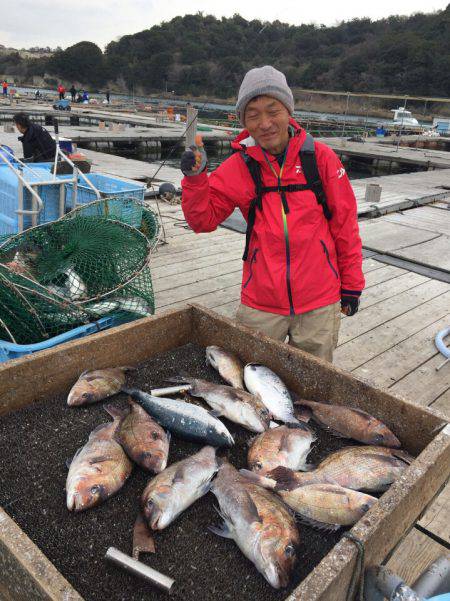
413, 555, 450, 598
364, 566, 424, 601
105, 547, 175, 594
150, 384, 192, 397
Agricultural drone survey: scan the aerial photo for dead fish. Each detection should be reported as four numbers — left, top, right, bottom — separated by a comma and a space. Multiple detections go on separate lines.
260, 446, 412, 493
65, 268, 87, 300
116, 297, 152, 316
244, 363, 298, 423
125, 388, 234, 447
141, 446, 217, 530
170, 376, 271, 432
206, 345, 244, 388
295, 399, 401, 447
248, 423, 316, 475
67, 366, 132, 406
240, 470, 376, 531
105, 400, 170, 472
87, 300, 120, 316
210, 459, 299, 589
66, 417, 133, 512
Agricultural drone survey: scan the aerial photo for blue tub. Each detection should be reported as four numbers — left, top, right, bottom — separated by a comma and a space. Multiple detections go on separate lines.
0, 315, 123, 362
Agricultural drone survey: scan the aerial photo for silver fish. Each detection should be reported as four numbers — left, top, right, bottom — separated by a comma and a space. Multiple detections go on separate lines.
124, 388, 234, 447
210, 459, 299, 589
141, 446, 218, 530
117, 297, 152, 316
172, 376, 271, 432
244, 363, 298, 423
87, 300, 120, 316
206, 346, 244, 388
65, 268, 87, 300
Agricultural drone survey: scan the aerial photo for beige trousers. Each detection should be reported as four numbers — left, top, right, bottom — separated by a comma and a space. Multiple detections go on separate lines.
235, 302, 341, 362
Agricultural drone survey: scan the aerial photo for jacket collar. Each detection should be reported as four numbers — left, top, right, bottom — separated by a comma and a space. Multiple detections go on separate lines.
231, 118, 306, 164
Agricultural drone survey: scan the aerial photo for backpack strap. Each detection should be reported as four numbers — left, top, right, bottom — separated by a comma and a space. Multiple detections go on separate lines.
299, 133, 332, 221
241, 152, 263, 261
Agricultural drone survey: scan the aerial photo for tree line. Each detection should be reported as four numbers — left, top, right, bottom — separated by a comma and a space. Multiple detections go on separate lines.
1, 8, 449, 98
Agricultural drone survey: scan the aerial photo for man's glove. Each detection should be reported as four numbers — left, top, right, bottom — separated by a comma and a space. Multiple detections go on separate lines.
181, 135, 207, 176
341, 290, 361, 316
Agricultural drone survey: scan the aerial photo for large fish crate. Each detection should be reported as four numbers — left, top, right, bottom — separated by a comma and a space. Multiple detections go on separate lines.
0, 305, 449, 601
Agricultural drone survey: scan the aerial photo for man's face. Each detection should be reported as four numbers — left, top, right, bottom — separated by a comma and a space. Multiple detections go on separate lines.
244, 96, 290, 155
15, 123, 26, 134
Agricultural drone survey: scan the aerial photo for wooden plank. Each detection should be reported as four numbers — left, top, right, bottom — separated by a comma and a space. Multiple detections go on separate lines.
359, 220, 439, 252
351, 313, 450, 391
389, 353, 450, 407
156, 270, 242, 307
151, 248, 243, 279
339, 279, 447, 345
418, 482, 450, 542
334, 290, 450, 372
385, 528, 448, 585
430, 389, 450, 418
214, 300, 240, 318
150, 238, 244, 268
153, 258, 242, 293
162, 284, 242, 313
393, 235, 450, 271
355, 272, 428, 309
363, 264, 407, 287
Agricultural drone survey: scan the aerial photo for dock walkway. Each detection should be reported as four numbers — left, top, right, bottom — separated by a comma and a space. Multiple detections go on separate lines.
147, 197, 450, 584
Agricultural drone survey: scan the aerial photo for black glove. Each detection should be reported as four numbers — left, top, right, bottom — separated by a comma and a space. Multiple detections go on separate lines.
341, 290, 361, 316
181, 144, 207, 176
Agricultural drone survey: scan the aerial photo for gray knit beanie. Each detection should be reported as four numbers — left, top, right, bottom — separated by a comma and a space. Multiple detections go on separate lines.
236, 65, 294, 126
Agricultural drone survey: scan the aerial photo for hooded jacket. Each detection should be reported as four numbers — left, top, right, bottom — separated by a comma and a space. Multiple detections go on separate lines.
181, 119, 364, 316
19, 123, 56, 162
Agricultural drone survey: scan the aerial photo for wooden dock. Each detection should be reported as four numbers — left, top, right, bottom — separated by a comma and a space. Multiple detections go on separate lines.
147, 197, 450, 582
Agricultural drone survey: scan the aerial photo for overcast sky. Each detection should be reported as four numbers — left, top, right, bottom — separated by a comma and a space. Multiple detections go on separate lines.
1, 0, 448, 49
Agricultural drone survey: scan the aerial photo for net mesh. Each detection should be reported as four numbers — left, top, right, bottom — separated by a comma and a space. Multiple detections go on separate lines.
0, 208, 155, 345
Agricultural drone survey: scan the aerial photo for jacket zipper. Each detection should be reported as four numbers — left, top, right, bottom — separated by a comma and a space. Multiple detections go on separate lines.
243, 248, 258, 289
320, 240, 339, 278
281, 189, 295, 315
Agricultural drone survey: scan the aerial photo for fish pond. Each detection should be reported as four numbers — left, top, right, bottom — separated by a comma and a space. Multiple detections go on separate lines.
0, 343, 370, 601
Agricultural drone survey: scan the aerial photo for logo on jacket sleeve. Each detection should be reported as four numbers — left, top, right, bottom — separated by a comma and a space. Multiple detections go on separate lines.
337, 167, 346, 179
295, 165, 302, 174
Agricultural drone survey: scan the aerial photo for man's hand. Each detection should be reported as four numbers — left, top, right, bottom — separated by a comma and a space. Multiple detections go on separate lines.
181, 135, 207, 176
341, 294, 360, 316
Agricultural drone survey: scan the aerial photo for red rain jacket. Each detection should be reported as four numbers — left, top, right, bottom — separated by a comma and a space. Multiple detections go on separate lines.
181, 119, 365, 315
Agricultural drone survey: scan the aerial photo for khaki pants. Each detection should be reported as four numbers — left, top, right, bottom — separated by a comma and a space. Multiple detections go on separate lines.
235, 302, 341, 362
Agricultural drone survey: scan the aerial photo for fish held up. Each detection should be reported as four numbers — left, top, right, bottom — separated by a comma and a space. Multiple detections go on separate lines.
67, 366, 133, 406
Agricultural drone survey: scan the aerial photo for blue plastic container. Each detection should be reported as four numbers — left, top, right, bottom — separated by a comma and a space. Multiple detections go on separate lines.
0, 315, 122, 362
0, 163, 62, 236
65, 173, 145, 209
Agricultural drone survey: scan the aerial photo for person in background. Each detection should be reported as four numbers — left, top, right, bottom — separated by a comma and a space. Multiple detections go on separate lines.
57, 84, 65, 100
34, 89, 41, 100
180, 66, 364, 363
2, 81, 8, 97
13, 112, 56, 162
105, 90, 110, 103
69, 85, 77, 102
82, 90, 89, 103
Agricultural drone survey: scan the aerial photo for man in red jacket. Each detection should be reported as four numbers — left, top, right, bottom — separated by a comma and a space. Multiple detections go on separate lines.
181, 66, 364, 362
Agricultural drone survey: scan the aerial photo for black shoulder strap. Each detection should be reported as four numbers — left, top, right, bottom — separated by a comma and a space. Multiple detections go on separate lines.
300, 133, 332, 221
241, 152, 263, 261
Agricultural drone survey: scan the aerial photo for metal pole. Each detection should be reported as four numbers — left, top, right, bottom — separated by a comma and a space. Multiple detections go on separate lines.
341, 92, 350, 138
17, 178, 24, 232
105, 547, 175, 593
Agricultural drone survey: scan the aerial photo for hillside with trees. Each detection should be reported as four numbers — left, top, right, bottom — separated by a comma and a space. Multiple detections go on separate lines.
1, 8, 449, 98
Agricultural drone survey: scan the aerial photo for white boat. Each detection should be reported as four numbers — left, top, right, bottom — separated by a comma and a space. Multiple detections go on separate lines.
391, 107, 419, 126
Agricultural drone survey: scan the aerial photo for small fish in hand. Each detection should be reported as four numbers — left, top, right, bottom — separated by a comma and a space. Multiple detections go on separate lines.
67, 366, 132, 406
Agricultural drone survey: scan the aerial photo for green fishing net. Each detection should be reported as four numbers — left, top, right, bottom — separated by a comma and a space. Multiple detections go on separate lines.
0, 207, 156, 345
